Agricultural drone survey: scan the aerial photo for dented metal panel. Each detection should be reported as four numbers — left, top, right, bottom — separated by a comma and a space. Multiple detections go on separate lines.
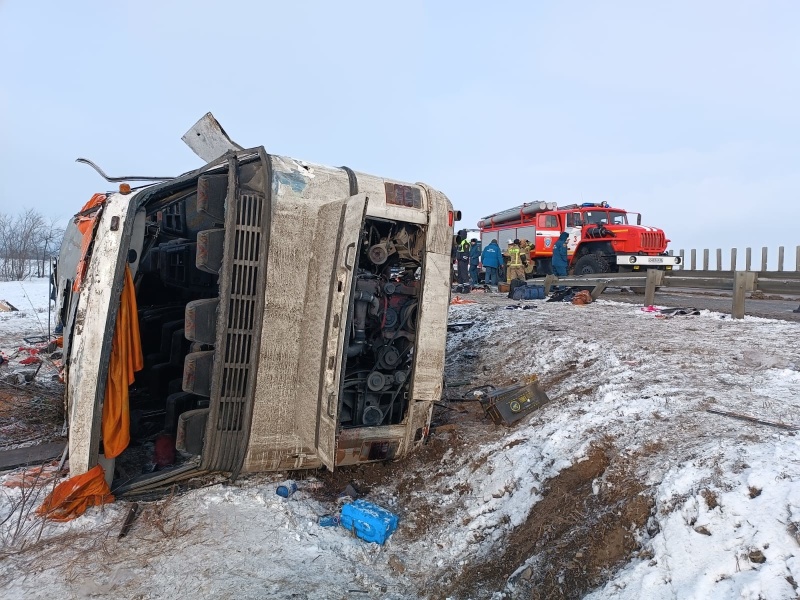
67, 193, 139, 475
182, 112, 244, 163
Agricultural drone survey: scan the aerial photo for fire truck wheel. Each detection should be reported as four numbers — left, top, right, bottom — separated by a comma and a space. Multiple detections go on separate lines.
573, 254, 609, 276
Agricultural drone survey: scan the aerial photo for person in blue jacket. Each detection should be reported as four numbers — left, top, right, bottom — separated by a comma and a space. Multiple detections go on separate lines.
468, 239, 481, 286
481, 239, 502, 286
551, 231, 569, 276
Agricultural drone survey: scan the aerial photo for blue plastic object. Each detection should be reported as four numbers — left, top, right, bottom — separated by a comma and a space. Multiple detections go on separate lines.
276, 481, 298, 498
318, 515, 340, 527
340, 499, 399, 544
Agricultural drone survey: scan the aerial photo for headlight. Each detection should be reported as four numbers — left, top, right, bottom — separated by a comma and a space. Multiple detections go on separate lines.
629, 256, 636, 264
675, 256, 682, 265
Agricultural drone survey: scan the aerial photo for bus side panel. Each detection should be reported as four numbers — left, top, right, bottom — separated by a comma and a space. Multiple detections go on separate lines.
402, 186, 453, 453
67, 194, 138, 474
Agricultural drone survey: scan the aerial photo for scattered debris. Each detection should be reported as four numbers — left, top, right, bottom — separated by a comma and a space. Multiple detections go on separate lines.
340, 499, 399, 545
546, 288, 576, 303
0, 442, 66, 472
118, 502, 141, 538
276, 480, 298, 498
388, 555, 406, 573
340, 483, 361, 500
504, 303, 536, 310
318, 514, 340, 527
659, 307, 700, 316
447, 321, 475, 332
479, 377, 551, 426
450, 296, 476, 305
431, 423, 459, 433
706, 408, 800, 431
572, 290, 593, 305
0, 300, 18, 312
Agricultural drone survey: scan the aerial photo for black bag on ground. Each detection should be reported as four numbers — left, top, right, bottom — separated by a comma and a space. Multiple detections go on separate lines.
546, 288, 576, 302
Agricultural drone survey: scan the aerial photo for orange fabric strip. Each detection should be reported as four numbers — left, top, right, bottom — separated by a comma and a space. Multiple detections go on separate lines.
36, 464, 114, 522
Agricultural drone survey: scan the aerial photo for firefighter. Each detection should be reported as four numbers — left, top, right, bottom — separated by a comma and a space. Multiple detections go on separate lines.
505, 239, 526, 283
481, 239, 502, 287
457, 236, 470, 284
520, 239, 534, 278
552, 231, 569, 276
468, 238, 481, 286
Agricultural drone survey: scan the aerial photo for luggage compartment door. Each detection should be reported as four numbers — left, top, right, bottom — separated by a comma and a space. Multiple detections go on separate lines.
308, 193, 368, 470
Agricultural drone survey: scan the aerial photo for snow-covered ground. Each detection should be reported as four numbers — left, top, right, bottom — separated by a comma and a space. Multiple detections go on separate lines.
0, 278, 54, 347
1, 282, 800, 599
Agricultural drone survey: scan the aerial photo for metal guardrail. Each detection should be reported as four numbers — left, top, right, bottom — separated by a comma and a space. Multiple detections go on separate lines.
673, 246, 800, 272
542, 269, 800, 319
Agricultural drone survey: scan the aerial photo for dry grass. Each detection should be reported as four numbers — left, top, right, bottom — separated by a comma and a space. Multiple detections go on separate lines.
0, 475, 195, 590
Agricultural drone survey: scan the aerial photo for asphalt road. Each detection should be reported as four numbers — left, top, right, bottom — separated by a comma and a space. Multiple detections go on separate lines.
601, 288, 800, 322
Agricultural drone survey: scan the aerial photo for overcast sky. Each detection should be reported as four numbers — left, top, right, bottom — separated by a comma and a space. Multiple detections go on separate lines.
1, 1, 798, 266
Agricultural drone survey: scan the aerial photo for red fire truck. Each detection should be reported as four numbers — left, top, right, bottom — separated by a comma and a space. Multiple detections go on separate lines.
477, 201, 680, 275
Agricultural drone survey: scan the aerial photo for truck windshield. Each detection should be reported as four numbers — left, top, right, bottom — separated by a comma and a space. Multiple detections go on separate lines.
583, 211, 627, 225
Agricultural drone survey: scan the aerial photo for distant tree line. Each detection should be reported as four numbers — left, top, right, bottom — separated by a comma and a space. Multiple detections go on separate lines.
0, 209, 64, 281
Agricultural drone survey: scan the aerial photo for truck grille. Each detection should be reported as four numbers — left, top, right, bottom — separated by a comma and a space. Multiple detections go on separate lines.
639, 231, 665, 252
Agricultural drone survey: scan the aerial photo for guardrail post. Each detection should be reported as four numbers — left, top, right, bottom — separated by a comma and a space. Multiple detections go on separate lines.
730, 248, 737, 272
691, 249, 697, 270
543, 274, 556, 294
590, 281, 608, 301
644, 269, 662, 306
796, 246, 800, 272
703, 249, 709, 271
732, 271, 748, 319
778, 246, 785, 271
679, 249, 685, 270
746, 247, 752, 271
761, 247, 768, 272
716, 249, 722, 271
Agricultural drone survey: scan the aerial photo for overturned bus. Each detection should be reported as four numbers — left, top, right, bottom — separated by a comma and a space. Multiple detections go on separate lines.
56, 115, 457, 493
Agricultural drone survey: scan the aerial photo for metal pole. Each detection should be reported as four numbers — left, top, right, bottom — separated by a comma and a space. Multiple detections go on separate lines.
47, 257, 52, 340
679, 249, 685, 270
716, 249, 722, 271
746, 247, 752, 271
778, 246, 785, 272
691, 249, 696, 270
761, 247, 768, 272
703, 249, 709, 271
730, 248, 737, 272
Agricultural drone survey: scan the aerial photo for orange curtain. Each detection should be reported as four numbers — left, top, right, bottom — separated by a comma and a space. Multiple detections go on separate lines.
102, 265, 144, 459
36, 465, 114, 522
